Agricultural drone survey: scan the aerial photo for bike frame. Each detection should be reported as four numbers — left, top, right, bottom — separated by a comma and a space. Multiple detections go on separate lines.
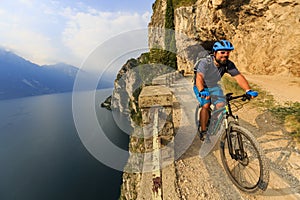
199, 93, 269, 193
210, 93, 250, 160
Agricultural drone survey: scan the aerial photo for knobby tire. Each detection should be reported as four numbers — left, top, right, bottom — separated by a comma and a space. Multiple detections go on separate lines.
220, 124, 269, 193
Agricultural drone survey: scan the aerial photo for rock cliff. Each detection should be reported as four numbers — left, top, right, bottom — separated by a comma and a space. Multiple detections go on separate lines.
118, 0, 300, 199
149, 0, 300, 76
114, 0, 300, 124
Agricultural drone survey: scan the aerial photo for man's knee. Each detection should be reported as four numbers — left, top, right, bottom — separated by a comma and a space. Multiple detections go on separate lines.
201, 103, 210, 110
201, 103, 210, 113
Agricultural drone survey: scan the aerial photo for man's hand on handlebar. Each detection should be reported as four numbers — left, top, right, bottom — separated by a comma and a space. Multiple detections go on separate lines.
245, 90, 258, 99
199, 90, 210, 99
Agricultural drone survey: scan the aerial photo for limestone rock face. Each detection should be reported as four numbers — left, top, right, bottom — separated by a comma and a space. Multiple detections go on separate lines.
149, 0, 300, 76
111, 58, 141, 131
148, 0, 167, 49
232, 1, 300, 76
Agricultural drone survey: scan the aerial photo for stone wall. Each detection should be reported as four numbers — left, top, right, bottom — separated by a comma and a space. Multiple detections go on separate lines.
120, 73, 181, 200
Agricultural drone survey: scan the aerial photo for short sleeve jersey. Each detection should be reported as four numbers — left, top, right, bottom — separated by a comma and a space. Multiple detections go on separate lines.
194, 55, 240, 88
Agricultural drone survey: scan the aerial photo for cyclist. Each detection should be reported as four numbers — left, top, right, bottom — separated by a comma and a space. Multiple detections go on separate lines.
193, 39, 258, 140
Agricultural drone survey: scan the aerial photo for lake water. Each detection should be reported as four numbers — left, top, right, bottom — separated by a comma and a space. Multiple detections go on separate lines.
0, 89, 129, 200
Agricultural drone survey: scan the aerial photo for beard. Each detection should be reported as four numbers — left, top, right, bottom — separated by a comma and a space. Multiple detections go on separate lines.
216, 56, 229, 65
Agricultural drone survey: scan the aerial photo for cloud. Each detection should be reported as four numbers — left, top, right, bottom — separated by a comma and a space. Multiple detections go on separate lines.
0, 6, 55, 64
18, 0, 34, 6
0, 1, 151, 67
61, 8, 151, 66
2, 28, 59, 65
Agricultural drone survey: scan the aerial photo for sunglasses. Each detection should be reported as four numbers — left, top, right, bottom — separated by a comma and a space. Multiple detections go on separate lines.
219, 51, 230, 55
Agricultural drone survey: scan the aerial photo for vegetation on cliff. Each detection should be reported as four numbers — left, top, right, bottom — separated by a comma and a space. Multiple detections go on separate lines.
172, 0, 198, 9
164, 0, 177, 69
149, 0, 177, 70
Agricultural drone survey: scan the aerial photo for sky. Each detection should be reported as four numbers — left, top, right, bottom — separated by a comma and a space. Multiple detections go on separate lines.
0, 0, 155, 67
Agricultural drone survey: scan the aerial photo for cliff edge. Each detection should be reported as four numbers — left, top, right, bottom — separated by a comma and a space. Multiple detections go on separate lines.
117, 0, 300, 199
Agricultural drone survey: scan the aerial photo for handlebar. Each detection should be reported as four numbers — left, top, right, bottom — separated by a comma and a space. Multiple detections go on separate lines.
225, 93, 251, 102
208, 93, 252, 102
204, 93, 252, 114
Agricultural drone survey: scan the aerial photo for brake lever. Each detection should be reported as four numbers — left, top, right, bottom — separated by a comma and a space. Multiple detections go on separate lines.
243, 94, 251, 101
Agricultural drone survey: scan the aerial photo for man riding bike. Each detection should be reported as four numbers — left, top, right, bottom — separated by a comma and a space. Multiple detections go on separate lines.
193, 39, 258, 140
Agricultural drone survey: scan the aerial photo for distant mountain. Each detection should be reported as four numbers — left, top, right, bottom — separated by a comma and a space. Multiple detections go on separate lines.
42, 62, 79, 77
0, 49, 115, 100
0, 49, 78, 100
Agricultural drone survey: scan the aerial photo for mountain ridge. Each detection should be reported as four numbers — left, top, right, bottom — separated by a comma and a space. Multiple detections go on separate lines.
0, 48, 79, 100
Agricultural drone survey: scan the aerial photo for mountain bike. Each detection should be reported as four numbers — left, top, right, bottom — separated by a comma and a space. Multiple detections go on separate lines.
195, 92, 269, 193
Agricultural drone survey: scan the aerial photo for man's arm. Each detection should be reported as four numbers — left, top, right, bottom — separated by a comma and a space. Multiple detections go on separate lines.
233, 74, 251, 91
195, 72, 205, 92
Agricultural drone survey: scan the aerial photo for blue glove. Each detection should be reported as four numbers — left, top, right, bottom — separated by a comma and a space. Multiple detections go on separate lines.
246, 90, 258, 98
199, 89, 210, 98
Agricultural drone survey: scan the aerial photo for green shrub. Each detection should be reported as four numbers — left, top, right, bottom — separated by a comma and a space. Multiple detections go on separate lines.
269, 102, 300, 140
150, 0, 177, 70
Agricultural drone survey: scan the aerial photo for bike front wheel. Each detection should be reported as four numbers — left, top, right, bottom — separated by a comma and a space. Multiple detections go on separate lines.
220, 124, 269, 193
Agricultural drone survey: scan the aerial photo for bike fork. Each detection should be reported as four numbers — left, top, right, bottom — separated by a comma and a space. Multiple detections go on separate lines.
223, 119, 235, 158
227, 131, 246, 160
236, 132, 246, 159
226, 129, 236, 159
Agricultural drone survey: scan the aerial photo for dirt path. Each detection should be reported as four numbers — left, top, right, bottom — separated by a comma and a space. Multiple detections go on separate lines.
245, 74, 300, 103
170, 76, 300, 200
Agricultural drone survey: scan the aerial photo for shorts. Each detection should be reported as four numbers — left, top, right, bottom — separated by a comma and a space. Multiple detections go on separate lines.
193, 85, 225, 107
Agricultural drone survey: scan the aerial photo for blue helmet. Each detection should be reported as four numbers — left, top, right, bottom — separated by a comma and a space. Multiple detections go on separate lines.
212, 40, 234, 52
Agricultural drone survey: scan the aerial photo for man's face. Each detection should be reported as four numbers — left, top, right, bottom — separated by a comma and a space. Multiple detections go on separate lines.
214, 50, 231, 65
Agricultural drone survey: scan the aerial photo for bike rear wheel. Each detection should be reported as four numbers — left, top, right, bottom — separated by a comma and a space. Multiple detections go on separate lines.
220, 124, 269, 193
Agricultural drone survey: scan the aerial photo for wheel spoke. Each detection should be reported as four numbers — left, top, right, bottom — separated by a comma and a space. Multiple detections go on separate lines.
220, 125, 269, 193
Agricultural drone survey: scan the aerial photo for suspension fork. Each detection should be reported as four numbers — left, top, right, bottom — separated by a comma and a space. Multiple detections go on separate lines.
222, 103, 242, 159
223, 95, 248, 160
224, 119, 240, 160
226, 121, 247, 160
232, 114, 246, 160
222, 103, 234, 157
236, 131, 246, 160
225, 120, 236, 159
